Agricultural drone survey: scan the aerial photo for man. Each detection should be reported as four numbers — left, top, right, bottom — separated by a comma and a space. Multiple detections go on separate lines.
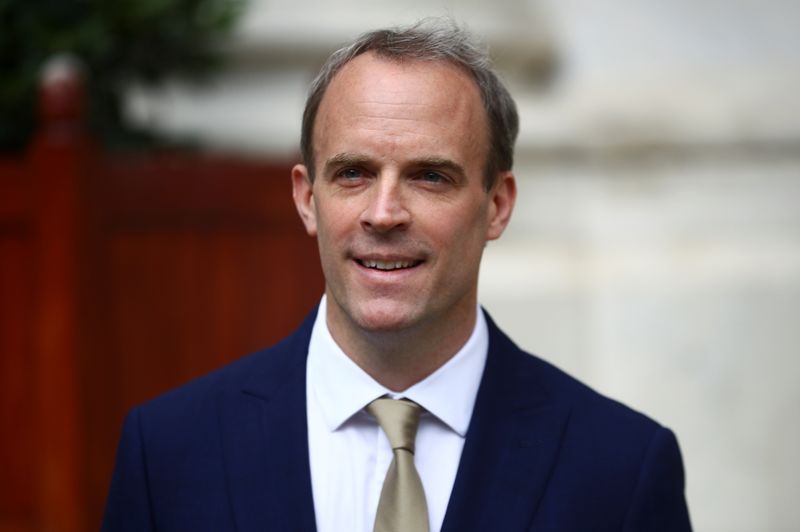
103, 20, 692, 531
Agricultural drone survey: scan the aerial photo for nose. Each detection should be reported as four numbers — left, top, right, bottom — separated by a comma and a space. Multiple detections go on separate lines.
360, 176, 411, 233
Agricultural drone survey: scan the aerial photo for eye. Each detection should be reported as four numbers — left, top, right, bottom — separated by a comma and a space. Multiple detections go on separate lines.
338, 167, 363, 179
333, 167, 369, 186
418, 171, 447, 184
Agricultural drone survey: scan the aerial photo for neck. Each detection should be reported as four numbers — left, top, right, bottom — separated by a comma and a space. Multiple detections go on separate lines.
326, 304, 477, 392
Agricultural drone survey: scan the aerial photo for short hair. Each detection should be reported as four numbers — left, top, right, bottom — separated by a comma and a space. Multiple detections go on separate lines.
300, 19, 519, 191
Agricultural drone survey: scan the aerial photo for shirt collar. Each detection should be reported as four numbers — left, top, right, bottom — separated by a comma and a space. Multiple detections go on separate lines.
306, 296, 488, 437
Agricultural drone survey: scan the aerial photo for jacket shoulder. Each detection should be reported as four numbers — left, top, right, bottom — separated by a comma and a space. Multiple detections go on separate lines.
486, 311, 668, 448
485, 314, 691, 529
131, 307, 316, 436
487, 312, 668, 463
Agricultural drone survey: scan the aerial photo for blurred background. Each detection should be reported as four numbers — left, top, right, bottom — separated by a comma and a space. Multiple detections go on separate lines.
1, 0, 799, 530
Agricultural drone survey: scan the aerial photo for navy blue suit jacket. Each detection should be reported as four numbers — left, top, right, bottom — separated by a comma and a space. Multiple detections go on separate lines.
103, 308, 692, 531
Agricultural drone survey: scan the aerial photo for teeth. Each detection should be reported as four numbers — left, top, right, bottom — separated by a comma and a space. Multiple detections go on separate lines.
362, 260, 415, 270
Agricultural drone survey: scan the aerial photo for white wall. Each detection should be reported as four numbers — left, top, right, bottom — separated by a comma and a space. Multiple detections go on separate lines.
481, 151, 800, 531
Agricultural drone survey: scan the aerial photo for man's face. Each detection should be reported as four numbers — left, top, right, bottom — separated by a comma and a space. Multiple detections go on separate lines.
292, 52, 515, 341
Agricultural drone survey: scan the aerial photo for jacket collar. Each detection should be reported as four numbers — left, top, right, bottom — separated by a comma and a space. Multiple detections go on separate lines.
217, 306, 569, 532
218, 307, 319, 532
441, 310, 571, 532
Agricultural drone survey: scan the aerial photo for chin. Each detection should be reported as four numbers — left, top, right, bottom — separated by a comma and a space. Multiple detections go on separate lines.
350, 300, 422, 333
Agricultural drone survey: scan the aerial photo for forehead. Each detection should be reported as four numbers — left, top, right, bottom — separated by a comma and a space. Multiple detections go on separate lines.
313, 52, 489, 166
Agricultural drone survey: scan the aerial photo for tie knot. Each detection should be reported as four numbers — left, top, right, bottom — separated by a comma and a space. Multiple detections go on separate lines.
366, 398, 422, 453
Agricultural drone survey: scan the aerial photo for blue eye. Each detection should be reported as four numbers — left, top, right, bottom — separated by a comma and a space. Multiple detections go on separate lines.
420, 171, 444, 183
339, 168, 363, 179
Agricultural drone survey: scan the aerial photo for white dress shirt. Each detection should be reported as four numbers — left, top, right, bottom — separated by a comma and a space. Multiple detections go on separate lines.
306, 296, 489, 532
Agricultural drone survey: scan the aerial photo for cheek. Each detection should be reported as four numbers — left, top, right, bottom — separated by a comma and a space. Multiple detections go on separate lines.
315, 203, 356, 256
454, 199, 491, 239
433, 206, 490, 257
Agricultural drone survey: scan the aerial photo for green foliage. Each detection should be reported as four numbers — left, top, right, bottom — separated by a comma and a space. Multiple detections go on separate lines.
0, 0, 245, 151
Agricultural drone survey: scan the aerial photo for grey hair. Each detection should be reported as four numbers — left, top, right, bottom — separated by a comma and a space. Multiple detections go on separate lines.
299, 19, 519, 191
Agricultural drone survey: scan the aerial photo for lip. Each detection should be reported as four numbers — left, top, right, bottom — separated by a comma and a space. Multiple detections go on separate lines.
353, 257, 423, 271
350, 252, 425, 280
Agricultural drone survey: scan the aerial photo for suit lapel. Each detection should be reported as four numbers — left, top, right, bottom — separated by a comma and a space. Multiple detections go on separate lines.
214, 307, 568, 531
441, 313, 571, 532
218, 311, 318, 532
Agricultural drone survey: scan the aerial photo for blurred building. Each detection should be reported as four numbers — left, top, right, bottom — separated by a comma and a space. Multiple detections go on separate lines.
125, 1, 800, 530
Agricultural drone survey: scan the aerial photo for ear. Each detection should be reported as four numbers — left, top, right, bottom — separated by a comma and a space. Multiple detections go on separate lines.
291, 164, 318, 237
486, 171, 516, 241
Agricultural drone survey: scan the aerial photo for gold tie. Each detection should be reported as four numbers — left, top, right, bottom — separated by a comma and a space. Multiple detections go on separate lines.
366, 398, 430, 532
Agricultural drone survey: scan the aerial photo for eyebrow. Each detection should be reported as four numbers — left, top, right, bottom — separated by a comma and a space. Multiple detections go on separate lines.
323, 153, 466, 180
323, 153, 371, 176
411, 157, 466, 180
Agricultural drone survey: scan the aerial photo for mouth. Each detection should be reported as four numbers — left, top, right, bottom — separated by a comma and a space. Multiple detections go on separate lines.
355, 258, 423, 271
